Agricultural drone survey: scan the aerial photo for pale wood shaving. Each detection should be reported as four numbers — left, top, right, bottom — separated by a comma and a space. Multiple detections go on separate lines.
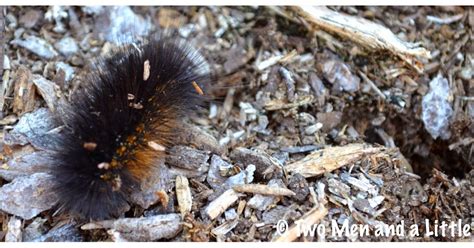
233, 184, 296, 196
286, 143, 384, 178
176, 175, 192, 217
204, 189, 242, 220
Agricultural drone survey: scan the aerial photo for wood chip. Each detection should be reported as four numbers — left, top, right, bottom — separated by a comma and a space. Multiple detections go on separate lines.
274, 206, 328, 242
264, 95, 314, 111
204, 189, 242, 220
237, 200, 246, 215
233, 184, 296, 196
256, 55, 283, 71
285, 143, 384, 178
247, 179, 285, 211
211, 219, 239, 237
176, 175, 192, 217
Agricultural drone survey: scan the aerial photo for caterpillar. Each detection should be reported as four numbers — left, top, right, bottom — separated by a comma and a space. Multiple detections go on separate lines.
51, 35, 210, 220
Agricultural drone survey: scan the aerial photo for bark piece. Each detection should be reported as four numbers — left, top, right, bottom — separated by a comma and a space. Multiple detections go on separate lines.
82, 214, 182, 241
33, 222, 83, 242
0, 151, 53, 181
32, 74, 68, 115
0, 173, 57, 220
4, 108, 61, 150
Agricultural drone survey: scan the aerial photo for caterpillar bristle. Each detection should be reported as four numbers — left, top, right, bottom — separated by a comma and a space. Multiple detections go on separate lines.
51, 35, 210, 220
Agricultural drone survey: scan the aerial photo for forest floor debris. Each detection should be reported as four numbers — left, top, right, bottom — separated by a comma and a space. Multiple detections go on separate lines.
0, 6, 472, 242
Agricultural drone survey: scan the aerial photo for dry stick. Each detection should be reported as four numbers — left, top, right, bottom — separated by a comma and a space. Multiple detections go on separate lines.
274, 206, 328, 242
291, 6, 431, 74
359, 71, 386, 100
232, 184, 296, 196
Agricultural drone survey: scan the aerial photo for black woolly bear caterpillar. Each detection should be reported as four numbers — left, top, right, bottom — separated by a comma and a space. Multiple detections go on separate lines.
51, 35, 210, 220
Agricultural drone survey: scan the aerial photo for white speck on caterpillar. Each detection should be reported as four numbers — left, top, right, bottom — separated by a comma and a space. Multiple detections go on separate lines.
143, 60, 150, 81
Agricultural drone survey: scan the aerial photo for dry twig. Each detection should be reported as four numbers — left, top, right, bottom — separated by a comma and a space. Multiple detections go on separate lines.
233, 184, 296, 196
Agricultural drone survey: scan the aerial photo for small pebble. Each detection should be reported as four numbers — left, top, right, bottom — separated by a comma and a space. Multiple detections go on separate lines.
421, 74, 453, 140
54, 37, 79, 57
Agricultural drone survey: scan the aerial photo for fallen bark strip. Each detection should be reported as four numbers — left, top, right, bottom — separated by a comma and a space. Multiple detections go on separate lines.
290, 6, 431, 73
81, 214, 182, 241
274, 206, 328, 242
233, 184, 296, 196
0, 7, 8, 111
0, 6, 4, 74
285, 143, 384, 178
